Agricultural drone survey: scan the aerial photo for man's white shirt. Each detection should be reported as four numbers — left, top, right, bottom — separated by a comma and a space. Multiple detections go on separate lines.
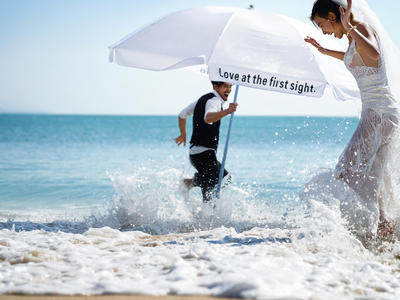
178, 90, 225, 155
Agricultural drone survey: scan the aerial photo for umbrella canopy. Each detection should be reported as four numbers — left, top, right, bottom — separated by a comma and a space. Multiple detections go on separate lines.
109, 6, 360, 101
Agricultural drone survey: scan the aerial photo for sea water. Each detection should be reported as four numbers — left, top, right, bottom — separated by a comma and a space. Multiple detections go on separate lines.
1, 114, 400, 299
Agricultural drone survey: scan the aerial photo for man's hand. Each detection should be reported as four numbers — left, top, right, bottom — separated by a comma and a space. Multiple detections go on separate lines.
174, 134, 186, 146
205, 102, 239, 123
175, 117, 187, 146
227, 102, 238, 114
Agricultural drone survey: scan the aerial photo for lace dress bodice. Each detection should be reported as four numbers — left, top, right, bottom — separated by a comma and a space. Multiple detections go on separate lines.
344, 39, 398, 114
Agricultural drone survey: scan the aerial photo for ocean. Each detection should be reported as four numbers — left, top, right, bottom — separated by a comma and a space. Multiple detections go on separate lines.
1, 113, 400, 299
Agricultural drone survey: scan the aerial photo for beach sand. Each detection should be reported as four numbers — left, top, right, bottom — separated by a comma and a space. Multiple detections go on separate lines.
1, 295, 240, 300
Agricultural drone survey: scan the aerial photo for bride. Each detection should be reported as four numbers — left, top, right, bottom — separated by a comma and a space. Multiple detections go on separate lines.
305, 0, 400, 238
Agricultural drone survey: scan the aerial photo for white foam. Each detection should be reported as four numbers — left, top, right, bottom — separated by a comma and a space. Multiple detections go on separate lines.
1, 223, 400, 299
2, 168, 400, 299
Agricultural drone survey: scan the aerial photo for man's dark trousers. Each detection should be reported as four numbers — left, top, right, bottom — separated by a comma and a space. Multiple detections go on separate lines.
189, 150, 229, 202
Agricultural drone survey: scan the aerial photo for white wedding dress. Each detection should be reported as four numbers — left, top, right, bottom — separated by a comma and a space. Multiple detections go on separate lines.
302, 1, 400, 241
334, 36, 400, 231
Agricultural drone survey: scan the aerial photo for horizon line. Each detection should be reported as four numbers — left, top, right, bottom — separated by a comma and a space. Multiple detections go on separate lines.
0, 112, 359, 118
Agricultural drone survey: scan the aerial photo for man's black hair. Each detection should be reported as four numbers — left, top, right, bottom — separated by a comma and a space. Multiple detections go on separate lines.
211, 81, 224, 87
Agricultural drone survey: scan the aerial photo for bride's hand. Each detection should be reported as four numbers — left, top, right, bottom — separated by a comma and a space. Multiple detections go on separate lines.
339, 0, 353, 31
304, 36, 328, 54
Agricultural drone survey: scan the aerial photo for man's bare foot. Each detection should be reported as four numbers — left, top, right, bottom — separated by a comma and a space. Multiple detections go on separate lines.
183, 178, 194, 190
377, 218, 394, 240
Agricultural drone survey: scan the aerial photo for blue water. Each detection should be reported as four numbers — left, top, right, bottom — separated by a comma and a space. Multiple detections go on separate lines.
0, 113, 357, 216
5, 114, 400, 300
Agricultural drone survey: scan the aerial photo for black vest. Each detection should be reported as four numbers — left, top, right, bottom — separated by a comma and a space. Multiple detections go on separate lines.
190, 93, 221, 150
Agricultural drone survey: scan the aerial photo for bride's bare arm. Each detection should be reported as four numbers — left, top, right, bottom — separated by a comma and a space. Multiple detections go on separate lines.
346, 23, 380, 63
339, 1, 380, 63
304, 37, 345, 61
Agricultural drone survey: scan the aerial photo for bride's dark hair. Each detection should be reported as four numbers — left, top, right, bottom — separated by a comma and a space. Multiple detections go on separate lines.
310, 0, 353, 25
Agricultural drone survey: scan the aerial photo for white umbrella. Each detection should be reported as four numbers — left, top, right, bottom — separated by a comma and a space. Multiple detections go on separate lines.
109, 6, 359, 197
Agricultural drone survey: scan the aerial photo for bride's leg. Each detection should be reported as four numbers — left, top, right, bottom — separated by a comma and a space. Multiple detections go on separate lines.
375, 143, 395, 238
335, 112, 399, 238
334, 112, 383, 236
334, 110, 380, 180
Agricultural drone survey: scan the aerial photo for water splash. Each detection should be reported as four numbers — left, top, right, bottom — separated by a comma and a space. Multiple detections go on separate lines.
104, 168, 280, 234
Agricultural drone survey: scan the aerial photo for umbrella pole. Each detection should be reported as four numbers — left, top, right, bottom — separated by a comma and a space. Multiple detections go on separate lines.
215, 84, 239, 199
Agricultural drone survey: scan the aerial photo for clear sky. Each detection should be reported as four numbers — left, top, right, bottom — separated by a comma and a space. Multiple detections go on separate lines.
1, 0, 399, 116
